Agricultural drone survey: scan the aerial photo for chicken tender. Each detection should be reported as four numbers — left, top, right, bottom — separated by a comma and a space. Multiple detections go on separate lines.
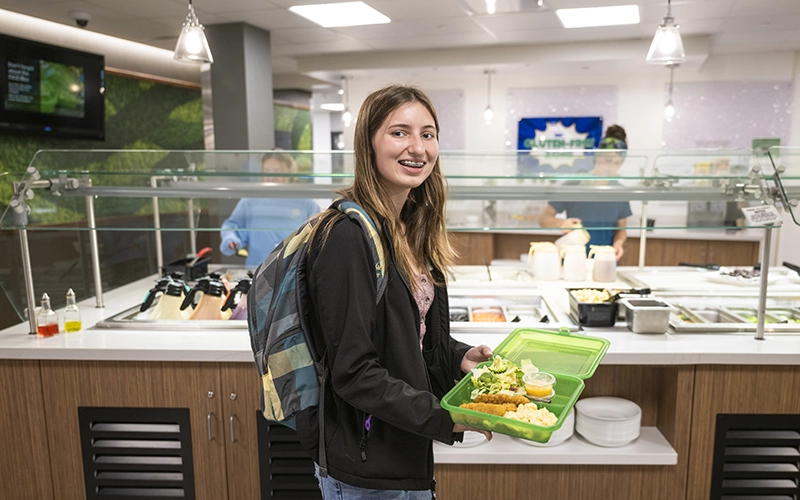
459, 402, 518, 416
474, 393, 530, 406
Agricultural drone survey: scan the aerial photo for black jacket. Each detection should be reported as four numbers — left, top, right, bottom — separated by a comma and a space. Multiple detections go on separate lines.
295, 214, 471, 491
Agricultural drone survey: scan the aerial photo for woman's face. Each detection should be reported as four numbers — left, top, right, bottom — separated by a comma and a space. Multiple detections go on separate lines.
593, 152, 624, 176
371, 101, 438, 201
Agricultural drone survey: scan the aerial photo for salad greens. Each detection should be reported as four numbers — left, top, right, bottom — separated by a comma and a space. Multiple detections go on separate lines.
469, 356, 538, 400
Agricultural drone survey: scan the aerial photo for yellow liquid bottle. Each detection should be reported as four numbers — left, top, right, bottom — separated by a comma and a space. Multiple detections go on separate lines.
64, 288, 82, 332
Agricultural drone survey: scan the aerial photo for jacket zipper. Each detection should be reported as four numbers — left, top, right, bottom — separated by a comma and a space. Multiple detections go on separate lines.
360, 413, 372, 462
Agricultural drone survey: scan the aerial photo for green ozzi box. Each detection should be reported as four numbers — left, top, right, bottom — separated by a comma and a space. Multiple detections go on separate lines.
441, 328, 610, 443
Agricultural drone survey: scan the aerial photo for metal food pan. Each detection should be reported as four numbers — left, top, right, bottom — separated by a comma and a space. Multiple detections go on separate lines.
94, 304, 245, 330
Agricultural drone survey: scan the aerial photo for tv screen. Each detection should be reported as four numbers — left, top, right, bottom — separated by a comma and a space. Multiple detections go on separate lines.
0, 34, 105, 140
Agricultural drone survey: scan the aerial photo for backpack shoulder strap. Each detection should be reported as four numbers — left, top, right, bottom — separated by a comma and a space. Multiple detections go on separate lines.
330, 199, 387, 303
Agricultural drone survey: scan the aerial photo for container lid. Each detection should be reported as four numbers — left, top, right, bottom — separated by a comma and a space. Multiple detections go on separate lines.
492, 327, 610, 380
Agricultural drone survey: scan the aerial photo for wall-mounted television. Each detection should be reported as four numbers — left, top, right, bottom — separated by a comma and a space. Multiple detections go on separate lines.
0, 34, 105, 140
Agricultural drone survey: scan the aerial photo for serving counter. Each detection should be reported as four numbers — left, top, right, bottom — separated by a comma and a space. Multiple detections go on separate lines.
1, 270, 799, 500
2, 147, 800, 499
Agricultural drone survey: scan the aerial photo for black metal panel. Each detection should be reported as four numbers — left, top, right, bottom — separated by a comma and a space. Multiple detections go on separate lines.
710, 414, 800, 500
78, 407, 195, 500
256, 411, 322, 500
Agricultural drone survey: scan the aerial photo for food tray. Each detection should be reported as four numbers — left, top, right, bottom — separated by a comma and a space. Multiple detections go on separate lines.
441, 328, 610, 443
567, 288, 618, 327
448, 293, 579, 332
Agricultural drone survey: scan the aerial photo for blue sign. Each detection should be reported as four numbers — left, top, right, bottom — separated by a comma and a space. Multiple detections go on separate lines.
516, 117, 604, 174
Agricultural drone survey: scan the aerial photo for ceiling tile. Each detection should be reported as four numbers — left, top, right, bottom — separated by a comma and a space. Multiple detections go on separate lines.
333, 16, 485, 39
721, 14, 800, 32
84, 0, 188, 19
214, 7, 320, 29
729, 0, 800, 16
474, 11, 564, 31
367, 0, 467, 20
362, 32, 497, 51
270, 27, 351, 43
272, 38, 373, 56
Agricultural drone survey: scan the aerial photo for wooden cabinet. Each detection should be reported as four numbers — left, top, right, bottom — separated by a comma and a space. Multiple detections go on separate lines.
451, 232, 759, 267
35, 360, 263, 500
40, 360, 228, 500
220, 362, 262, 500
0, 360, 54, 500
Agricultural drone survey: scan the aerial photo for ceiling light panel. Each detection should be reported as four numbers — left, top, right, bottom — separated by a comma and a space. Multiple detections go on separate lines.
556, 5, 640, 28
288, 2, 391, 28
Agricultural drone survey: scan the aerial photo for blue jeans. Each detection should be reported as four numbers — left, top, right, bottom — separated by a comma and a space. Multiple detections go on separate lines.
314, 464, 433, 500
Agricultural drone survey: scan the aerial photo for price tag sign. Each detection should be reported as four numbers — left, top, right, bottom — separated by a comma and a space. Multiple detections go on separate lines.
741, 205, 782, 226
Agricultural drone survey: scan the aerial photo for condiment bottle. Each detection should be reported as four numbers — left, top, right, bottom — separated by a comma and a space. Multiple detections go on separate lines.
149, 282, 189, 320
188, 280, 228, 320
140, 276, 172, 313
223, 278, 251, 321
64, 288, 82, 332
36, 293, 59, 337
588, 245, 617, 282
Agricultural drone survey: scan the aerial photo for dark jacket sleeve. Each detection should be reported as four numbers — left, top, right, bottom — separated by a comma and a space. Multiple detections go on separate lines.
308, 218, 455, 443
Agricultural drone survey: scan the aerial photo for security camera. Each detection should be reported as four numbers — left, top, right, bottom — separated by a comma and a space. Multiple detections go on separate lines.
70, 11, 91, 28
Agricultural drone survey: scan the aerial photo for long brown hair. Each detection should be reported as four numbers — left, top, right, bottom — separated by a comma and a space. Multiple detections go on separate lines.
311, 84, 456, 288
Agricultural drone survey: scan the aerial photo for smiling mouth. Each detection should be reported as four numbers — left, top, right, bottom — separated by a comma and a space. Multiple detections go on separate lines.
399, 160, 425, 168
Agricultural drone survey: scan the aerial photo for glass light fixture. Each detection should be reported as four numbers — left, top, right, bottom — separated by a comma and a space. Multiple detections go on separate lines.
646, 0, 685, 65
664, 64, 676, 122
484, 70, 495, 125
341, 76, 353, 127
174, 0, 213, 64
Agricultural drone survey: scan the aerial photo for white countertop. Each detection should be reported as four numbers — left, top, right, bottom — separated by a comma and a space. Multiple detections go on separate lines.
2, 273, 799, 364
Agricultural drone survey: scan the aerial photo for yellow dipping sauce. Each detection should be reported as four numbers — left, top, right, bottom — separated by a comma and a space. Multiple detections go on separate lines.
525, 383, 553, 398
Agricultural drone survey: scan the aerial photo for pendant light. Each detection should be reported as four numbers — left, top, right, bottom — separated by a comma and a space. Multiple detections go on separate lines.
174, 0, 213, 64
664, 64, 676, 122
645, 0, 685, 65
341, 76, 353, 127
484, 70, 495, 125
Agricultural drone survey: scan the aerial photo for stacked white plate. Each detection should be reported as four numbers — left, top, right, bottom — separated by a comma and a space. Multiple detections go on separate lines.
513, 408, 575, 447
575, 397, 641, 447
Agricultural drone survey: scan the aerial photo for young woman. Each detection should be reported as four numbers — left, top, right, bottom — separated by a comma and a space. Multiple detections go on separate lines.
296, 85, 493, 498
539, 125, 633, 260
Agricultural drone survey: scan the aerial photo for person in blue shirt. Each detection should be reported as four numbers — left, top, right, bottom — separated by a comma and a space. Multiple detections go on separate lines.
539, 125, 632, 260
220, 151, 320, 268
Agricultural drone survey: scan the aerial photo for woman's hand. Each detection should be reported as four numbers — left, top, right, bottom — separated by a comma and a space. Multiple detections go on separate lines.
453, 423, 492, 441
559, 217, 583, 233
613, 240, 625, 260
228, 241, 239, 250
460, 345, 493, 373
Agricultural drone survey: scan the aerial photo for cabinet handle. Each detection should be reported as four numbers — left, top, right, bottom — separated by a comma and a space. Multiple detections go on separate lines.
229, 414, 236, 443
207, 413, 214, 441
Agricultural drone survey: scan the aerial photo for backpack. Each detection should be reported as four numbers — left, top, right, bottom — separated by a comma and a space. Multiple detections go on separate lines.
247, 198, 387, 476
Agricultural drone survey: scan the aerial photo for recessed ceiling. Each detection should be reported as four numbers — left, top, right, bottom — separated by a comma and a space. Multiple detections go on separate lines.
1, 0, 799, 85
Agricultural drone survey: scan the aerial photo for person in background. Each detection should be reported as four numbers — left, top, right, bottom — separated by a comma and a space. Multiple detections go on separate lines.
297, 85, 493, 499
219, 151, 320, 268
539, 124, 633, 260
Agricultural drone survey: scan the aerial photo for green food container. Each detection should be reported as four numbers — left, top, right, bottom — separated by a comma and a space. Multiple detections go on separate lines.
441, 327, 610, 443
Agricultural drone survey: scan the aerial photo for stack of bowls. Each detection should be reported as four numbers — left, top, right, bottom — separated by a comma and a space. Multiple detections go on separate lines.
575, 397, 641, 447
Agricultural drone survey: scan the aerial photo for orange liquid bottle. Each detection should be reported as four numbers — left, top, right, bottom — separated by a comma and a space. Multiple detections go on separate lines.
36, 293, 59, 337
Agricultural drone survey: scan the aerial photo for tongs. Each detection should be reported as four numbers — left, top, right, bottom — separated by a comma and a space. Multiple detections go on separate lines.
783, 261, 800, 274
678, 262, 721, 271
612, 288, 651, 301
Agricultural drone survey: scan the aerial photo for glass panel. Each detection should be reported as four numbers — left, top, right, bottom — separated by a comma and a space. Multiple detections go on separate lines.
768, 146, 800, 225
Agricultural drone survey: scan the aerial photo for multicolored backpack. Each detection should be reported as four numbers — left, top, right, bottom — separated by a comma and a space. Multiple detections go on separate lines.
247, 198, 386, 476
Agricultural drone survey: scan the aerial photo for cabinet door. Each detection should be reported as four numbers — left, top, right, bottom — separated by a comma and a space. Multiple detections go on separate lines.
0, 360, 54, 499
221, 362, 262, 500
40, 360, 227, 500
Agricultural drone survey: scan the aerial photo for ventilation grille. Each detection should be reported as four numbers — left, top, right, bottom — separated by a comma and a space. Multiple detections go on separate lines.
78, 407, 195, 499
256, 411, 321, 500
710, 414, 800, 500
